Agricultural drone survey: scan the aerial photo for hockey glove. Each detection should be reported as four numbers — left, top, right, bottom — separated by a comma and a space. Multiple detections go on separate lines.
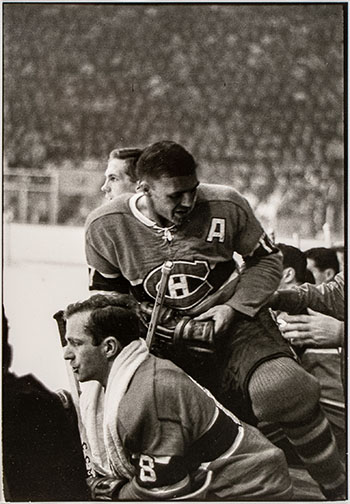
138, 302, 215, 354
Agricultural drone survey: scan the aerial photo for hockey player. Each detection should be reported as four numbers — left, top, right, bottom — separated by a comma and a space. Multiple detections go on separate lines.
85, 140, 345, 499
305, 247, 340, 286
101, 147, 142, 201
63, 293, 293, 501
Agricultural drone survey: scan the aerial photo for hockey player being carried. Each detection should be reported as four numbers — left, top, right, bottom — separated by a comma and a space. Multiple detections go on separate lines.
85, 140, 345, 499
63, 293, 293, 501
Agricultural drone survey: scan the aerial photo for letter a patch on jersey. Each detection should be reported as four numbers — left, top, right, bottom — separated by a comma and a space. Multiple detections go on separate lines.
206, 218, 226, 243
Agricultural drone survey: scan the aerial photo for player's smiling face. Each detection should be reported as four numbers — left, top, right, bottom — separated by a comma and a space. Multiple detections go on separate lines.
146, 175, 199, 227
64, 311, 108, 384
101, 159, 135, 200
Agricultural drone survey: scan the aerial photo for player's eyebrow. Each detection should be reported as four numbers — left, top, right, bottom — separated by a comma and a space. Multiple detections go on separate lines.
170, 181, 199, 197
65, 336, 83, 345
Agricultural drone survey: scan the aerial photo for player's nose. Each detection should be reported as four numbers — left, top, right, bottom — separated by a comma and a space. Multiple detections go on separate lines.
101, 181, 109, 193
63, 345, 74, 361
181, 191, 194, 207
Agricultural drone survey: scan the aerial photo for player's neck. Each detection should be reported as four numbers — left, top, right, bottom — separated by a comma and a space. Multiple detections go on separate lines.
136, 194, 174, 228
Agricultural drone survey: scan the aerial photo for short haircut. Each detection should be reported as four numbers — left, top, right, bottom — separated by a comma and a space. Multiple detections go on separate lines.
136, 140, 197, 180
109, 147, 143, 183
276, 243, 308, 284
64, 294, 140, 347
305, 247, 340, 274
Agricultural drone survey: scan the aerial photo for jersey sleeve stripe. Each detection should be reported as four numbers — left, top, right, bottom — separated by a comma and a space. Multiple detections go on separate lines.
88, 266, 120, 279
132, 474, 191, 499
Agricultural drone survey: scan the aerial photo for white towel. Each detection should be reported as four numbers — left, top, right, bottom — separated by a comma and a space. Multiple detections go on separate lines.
80, 338, 149, 479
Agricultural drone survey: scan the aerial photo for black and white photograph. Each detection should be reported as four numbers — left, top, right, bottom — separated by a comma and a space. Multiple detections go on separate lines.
2, 1, 347, 501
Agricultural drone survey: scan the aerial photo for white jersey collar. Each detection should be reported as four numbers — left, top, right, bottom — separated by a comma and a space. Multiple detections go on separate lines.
129, 192, 155, 227
129, 192, 176, 242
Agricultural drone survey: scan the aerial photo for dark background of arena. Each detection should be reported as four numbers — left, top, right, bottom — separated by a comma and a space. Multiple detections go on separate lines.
3, 2, 345, 240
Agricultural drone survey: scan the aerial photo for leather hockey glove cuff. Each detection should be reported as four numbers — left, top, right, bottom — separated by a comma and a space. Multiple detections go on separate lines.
139, 302, 215, 353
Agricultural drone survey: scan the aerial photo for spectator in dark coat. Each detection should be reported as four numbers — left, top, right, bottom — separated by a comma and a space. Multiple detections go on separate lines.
2, 308, 89, 501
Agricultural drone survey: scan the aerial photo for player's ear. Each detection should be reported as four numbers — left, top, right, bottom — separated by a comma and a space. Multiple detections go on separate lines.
324, 268, 336, 282
103, 337, 121, 359
282, 267, 296, 284
140, 180, 150, 195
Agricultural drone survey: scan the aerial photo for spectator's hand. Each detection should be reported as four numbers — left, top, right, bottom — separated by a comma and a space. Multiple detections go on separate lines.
194, 304, 235, 335
277, 309, 344, 348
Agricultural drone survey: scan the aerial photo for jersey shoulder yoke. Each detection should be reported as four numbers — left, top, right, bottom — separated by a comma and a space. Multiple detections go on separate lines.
85, 193, 132, 228
198, 183, 250, 208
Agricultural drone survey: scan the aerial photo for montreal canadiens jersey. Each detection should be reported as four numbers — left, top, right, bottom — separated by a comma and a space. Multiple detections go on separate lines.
115, 356, 292, 501
117, 355, 242, 499
85, 183, 281, 316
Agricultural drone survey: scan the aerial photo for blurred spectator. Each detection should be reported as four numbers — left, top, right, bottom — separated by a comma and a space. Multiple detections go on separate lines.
3, 4, 344, 231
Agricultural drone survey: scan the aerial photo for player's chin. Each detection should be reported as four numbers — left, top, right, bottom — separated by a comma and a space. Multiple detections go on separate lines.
173, 211, 189, 224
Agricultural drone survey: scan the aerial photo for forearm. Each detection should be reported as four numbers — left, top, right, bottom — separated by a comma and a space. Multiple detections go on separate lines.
225, 252, 283, 317
272, 278, 344, 321
308, 274, 344, 320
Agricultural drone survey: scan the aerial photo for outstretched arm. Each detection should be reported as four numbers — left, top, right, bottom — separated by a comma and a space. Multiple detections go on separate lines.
270, 272, 344, 321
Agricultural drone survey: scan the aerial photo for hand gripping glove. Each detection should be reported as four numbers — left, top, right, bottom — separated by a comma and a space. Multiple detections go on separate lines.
138, 302, 215, 354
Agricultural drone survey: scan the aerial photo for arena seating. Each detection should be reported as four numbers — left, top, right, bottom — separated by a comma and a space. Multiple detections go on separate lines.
3, 4, 344, 234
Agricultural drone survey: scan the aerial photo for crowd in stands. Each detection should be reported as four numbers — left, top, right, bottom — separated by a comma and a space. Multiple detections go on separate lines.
4, 4, 344, 235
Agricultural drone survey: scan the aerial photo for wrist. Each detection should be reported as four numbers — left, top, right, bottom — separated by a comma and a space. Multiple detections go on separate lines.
224, 304, 236, 318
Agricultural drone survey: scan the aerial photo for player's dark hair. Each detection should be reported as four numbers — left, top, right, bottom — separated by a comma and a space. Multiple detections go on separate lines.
277, 243, 309, 284
305, 268, 316, 284
64, 294, 140, 346
305, 247, 340, 274
136, 140, 197, 180
109, 148, 143, 183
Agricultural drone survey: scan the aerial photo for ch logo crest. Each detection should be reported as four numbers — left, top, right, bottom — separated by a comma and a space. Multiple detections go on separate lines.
144, 260, 213, 310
